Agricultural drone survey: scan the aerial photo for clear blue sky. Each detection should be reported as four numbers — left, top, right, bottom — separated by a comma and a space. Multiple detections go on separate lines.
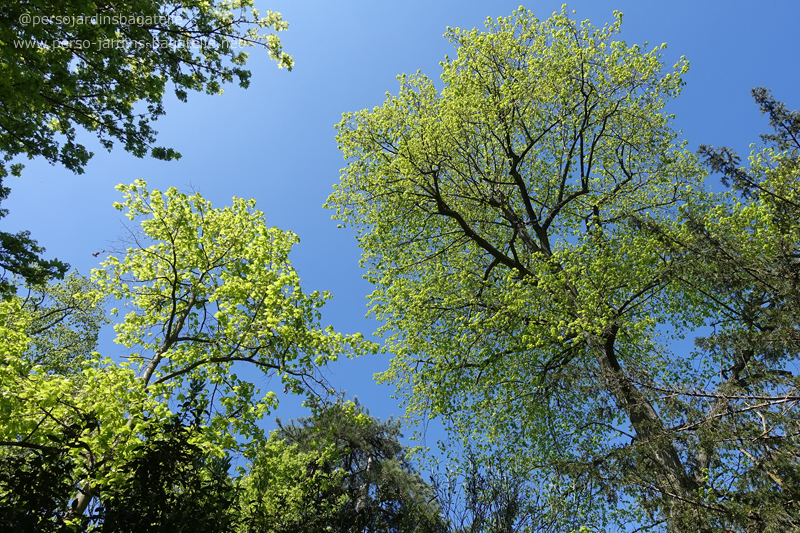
5, 0, 800, 444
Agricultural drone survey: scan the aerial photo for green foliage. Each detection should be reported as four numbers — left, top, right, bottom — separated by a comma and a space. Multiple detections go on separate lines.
0, 381, 237, 533
93, 181, 371, 449
236, 431, 346, 533
0, 183, 370, 526
0, 0, 292, 179
0, 295, 31, 361
20, 272, 108, 375
633, 89, 800, 531
0, 315, 156, 519
0, 0, 292, 293
327, 6, 711, 530
98, 381, 240, 533
0, 440, 90, 532
0, 178, 68, 296
268, 400, 446, 533
328, 5, 800, 530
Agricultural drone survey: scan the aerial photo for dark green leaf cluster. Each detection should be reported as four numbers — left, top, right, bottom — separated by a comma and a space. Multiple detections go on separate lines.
0, 444, 88, 533
97, 381, 239, 533
0, 0, 291, 178
274, 399, 447, 533
0, 182, 68, 297
0, 0, 291, 292
0, 382, 237, 533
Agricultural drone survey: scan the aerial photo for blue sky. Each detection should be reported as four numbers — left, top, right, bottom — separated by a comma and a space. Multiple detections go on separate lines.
5, 0, 800, 446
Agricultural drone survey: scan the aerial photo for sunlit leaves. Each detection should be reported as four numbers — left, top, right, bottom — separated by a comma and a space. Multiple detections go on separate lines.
93, 180, 371, 450
327, 6, 706, 529
1, 182, 370, 524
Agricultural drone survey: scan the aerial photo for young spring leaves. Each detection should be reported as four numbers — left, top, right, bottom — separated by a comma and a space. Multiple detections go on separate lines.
0, 295, 158, 523
94, 180, 370, 450
1, 183, 373, 526
327, 6, 708, 529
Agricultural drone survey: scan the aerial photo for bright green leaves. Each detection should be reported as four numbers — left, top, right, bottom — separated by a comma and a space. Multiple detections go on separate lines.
237, 432, 346, 530
2, 181, 370, 525
328, 7, 707, 528
0, 319, 156, 493
329, 4, 702, 425
20, 272, 108, 375
0, 288, 152, 462
94, 181, 370, 449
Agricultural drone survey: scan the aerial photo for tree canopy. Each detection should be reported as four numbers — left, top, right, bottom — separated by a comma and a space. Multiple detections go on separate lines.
1, 0, 292, 178
273, 399, 446, 533
327, 7, 800, 531
2, 4, 800, 532
640, 88, 800, 531
0, 182, 372, 525
0, 0, 292, 292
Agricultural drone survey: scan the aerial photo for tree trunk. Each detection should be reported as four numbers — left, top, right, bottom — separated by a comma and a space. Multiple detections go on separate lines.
592, 326, 707, 530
